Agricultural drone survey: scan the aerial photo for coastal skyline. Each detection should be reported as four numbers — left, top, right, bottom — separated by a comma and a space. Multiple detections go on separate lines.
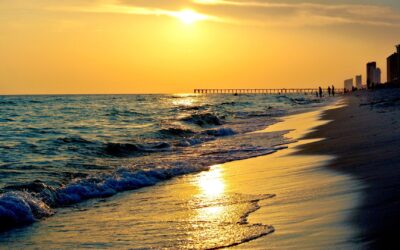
1, 0, 400, 94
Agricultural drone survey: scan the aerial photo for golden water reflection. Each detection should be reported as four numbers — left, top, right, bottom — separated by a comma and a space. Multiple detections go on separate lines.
197, 166, 225, 198
195, 166, 226, 220
171, 94, 197, 107
194, 165, 226, 220
188, 165, 271, 249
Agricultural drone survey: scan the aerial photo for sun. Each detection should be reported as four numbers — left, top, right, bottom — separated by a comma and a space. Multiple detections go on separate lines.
176, 9, 207, 25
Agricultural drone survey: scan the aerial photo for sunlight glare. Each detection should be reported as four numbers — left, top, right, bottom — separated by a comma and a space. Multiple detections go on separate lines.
197, 166, 225, 197
175, 9, 207, 25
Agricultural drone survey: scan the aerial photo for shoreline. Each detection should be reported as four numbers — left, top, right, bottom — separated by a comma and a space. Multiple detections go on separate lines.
229, 99, 365, 249
298, 89, 400, 249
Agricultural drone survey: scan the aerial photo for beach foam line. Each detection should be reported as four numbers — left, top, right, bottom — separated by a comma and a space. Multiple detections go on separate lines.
0, 146, 280, 232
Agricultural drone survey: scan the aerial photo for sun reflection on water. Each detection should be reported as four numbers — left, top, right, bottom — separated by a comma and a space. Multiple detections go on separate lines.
192, 165, 228, 223
171, 94, 197, 107
197, 165, 225, 198
187, 165, 272, 248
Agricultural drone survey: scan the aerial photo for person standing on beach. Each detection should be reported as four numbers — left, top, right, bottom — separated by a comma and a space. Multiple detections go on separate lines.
319, 87, 323, 98
332, 85, 335, 96
328, 86, 331, 96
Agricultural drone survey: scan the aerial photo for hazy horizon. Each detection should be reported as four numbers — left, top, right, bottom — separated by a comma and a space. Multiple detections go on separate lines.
1, 0, 400, 94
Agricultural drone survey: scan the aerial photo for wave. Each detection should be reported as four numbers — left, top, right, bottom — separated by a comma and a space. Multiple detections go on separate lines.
27, 100, 43, 104
0, 142, 285, 232
160, 127, 235, 141
0, 164, 209, 231
55, 136, 92, 144
290, 97, 322, 105
56, 165, 209, 205
175, 138, 204, 147
276, 96, 322, 105
181, 113, 223, 127
0, 191, 53, 232
51, 137, 173, 157
220, 101, 236, 106
179, 105, 210, 111
0, 100, 17, 105
205, 128, 235, 137
107, 109, 146, 118
159, 127, 195, 137
104, 142, 171, 157
0, 118, 14, 122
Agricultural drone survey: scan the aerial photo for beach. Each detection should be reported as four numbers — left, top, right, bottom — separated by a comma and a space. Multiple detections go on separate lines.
1, 90, 400, 249
2, 0, 400, 248
299, 89, 400, 249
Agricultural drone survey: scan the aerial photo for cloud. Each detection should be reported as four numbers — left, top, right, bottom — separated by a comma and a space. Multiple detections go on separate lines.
40, 0, 226, 24
3, 0, 400, 28
77, 0, 400, 28
88, 3, 226, 24
192, 0, 400, 27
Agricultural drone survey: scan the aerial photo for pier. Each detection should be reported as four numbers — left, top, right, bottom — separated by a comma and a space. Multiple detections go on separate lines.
193, 88, 344, 94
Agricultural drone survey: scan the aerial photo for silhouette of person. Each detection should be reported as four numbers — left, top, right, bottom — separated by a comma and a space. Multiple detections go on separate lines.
328, 86, 331, 96
332, 85, 335, 96
319, 87, 323, 98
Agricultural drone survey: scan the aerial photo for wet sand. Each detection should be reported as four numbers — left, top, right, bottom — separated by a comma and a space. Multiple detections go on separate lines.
298, 89, 400, 249
230, 103, 365, 249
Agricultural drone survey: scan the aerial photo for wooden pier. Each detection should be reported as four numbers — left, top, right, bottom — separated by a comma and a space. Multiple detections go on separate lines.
193, 88, 344, 94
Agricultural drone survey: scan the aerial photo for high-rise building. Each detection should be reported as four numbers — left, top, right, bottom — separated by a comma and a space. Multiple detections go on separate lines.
374, 68, 381, 85
386, 44, 400, 84
344, 78, 353, 92
387, 52, 399, 83
366, 62, 376, 89
397, 44, 400, 79
355, 75, 362, 89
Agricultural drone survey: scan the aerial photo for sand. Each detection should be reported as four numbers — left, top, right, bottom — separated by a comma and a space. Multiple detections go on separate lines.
298, 89, 400, 249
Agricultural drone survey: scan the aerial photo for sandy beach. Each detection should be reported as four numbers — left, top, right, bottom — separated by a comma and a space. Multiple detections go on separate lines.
299, 89, 400, 249
241, 89, 400, 249
2, 90, 400, 249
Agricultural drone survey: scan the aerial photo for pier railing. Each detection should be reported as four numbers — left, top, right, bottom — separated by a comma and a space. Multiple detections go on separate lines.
193, 88, 344, 94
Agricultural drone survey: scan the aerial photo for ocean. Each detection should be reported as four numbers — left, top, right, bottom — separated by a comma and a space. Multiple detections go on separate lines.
0, 93, 327, 247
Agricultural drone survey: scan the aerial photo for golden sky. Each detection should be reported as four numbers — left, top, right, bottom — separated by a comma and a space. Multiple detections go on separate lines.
1, 0, 400, 94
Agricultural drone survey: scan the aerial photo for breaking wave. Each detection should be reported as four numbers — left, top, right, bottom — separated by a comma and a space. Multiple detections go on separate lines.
159, 127, 195, 137
0, 141, 284, 232
104, 142, 172, 157
181, 113, 223, 127
0, 191, 53, 231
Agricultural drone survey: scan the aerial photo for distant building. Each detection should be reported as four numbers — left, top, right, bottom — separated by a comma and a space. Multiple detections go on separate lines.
387, 45, 400, 84
387, 53, 398, 83
355, 75, 362, 89
366, 62, 376, 89
398, 44, 400, 82
344, 78, 353, 92
366, 62, 382, 88
374, 68, 381, 85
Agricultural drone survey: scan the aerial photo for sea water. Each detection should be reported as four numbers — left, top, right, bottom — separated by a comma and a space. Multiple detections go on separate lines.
0, 93, 326, 244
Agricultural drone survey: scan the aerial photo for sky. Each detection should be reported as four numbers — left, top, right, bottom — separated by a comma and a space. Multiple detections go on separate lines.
1, 0, 400, 94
